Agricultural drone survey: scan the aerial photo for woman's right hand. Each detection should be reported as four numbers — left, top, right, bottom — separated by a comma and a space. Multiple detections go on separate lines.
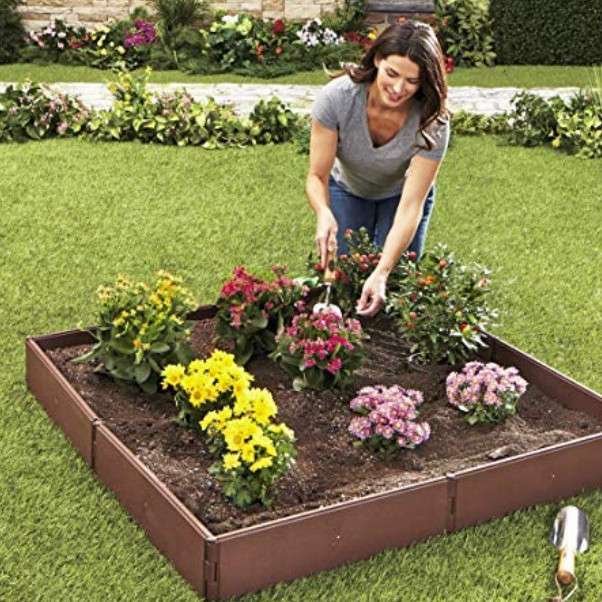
315, 208, 338, 269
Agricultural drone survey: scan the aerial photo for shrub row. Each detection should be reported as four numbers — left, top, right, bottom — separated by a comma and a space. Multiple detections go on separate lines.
451, 88, 602, 159
0, 69, 300, 147
490, 0, 602, 66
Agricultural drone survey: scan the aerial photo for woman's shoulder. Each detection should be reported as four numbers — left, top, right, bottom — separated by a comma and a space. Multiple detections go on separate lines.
321, 73, 364, 100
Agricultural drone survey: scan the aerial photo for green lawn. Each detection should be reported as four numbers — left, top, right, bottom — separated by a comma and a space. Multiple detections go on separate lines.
0, 136, 601, 601
0, 62, 601, 88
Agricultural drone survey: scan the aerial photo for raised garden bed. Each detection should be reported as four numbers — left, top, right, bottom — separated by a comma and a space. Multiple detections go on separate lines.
26, 305, 602, 599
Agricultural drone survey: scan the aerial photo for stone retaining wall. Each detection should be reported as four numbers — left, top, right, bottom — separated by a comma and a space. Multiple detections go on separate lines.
18, 0, 435, 30
18, 0, 340, 30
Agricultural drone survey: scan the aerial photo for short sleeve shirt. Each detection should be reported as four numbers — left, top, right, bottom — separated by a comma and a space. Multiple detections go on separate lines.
311, 75, 450, 200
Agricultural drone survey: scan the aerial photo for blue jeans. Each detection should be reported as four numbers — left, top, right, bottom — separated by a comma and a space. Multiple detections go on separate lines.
329, 176, 436, 259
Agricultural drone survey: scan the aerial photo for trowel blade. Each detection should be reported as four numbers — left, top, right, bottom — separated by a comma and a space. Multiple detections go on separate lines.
549, 505, 590, 553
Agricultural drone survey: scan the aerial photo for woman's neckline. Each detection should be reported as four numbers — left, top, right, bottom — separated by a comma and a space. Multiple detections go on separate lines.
362, 82, 416, 150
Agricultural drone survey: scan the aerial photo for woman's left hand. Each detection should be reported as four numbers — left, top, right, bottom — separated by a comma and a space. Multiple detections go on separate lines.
356, 269, 388, 317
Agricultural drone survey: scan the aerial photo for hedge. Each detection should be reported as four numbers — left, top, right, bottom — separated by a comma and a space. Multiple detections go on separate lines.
490, 0, 602, 65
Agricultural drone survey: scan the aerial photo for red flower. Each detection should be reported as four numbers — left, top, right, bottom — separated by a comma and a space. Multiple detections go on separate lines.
272, 19, 285, 35
444, 55, 455, 74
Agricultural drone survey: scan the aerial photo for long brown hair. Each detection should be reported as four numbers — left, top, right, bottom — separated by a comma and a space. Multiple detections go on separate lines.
344, 21, 448, 150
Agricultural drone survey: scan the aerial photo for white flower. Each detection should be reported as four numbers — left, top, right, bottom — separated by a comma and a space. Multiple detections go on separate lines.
221, 14, 238, 25
57, 32, 66, 38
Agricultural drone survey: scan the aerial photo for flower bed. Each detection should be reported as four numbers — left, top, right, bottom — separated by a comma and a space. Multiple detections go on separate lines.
27, 307, 602, 599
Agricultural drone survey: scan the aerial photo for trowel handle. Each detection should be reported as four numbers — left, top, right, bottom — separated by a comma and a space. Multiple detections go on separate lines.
557, 547, 576, 585
323, 237, 337, 283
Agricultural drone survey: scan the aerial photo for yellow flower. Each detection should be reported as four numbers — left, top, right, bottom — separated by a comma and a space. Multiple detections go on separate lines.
223, 417, 260, 452
133, 338, 143, 350
250, 456, 273, 472
240, 444, 256, 464
188, 359, 205, 373
190, 388, 206, 407
223, 453, 241, 471
215, 406, 233, 428
233, 389, 252, 416
162, 364, 186, 389
252, 433, 277, 457
269, 422, 295, 441
250, 389, 277, 425
200, 410, 218, 431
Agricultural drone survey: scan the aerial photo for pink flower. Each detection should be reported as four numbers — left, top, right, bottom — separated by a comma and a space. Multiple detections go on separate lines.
326, 357, 342, 374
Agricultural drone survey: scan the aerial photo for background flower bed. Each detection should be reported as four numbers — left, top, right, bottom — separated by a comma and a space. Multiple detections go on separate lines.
2, 138, 601, 598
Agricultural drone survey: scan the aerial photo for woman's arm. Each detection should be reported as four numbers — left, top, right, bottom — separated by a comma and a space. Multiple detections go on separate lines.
306, 119, 339, 267
356, 154, 443, 316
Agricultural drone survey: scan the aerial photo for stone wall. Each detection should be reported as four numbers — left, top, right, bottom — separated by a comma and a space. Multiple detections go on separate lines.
18, 0, 341, 30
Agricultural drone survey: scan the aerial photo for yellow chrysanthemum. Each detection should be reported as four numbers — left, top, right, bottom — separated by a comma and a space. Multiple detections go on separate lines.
162, 364, 186, 389
189, 388, 207, 407
199, 410, 218, 431
223, 417, 260, 452
240, 444, 256, 464
223, 453, 241, 471
232, 388, 252, 415
250, 456, 273, 472
268, 423, 295, 440
250, 389, 277, 425
252, 433, 277, 457
188, 359, 206, 373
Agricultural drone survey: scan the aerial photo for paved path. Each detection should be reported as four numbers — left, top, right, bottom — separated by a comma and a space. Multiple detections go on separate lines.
0, 81, 580, 115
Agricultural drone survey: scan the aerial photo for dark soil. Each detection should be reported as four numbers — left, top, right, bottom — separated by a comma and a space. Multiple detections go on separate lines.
48, 317, 602, 535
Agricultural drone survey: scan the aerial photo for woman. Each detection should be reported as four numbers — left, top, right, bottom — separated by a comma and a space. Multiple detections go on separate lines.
306, 20, 450, 317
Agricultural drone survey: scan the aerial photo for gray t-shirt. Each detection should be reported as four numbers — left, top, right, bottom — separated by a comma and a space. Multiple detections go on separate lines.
311, 75, 450, 200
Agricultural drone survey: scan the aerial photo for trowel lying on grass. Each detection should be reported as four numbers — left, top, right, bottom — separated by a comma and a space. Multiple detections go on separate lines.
549, 505, 590, 600
313, 238, 342, 319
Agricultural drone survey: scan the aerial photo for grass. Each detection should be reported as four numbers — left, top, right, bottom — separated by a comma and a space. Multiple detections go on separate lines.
0, 136, 601, 600
0, 62, 601, 88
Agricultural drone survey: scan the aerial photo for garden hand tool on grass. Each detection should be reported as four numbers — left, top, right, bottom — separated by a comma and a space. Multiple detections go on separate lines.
313, 237, 342, 319
548, 505, 590, 601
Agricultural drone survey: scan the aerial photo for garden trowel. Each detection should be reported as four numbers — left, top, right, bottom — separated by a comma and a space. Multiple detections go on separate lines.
313, 237, 342, 319
549, 505, 589, 588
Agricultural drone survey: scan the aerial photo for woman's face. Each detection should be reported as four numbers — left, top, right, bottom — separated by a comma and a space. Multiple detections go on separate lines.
373, 54, 421, 109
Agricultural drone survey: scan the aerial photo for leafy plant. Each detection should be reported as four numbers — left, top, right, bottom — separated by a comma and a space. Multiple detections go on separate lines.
248, 97, 299, 144
451, 110, 509, 136
504, 91, 564, 147
270, 309, 366, 391
0, 0, 25, 63
75, 271, 196, 393
0, 81, 88, 142
19, 19, 90, 65
435, 0, 496, 67
150, 0, 208, 47
446, 361, 528, 425
322, 0, 367, 34
552, 80, 602, 159
307, 227, 401, 317
215, 265, 309, 364
348, 385, 430, 458
208, 418, 296, 508
386, 244, 497, 366
163, 351, 296, 507
292, 114, 311, 155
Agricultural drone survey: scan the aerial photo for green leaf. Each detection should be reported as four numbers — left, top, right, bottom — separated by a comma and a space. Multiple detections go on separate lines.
134, 362, 151, 384
292, 377, 305, 392
110, 337, 135, 355
150, 342, 170, 353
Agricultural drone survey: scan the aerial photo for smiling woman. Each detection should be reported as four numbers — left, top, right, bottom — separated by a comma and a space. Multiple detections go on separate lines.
306, 20, 450, 317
